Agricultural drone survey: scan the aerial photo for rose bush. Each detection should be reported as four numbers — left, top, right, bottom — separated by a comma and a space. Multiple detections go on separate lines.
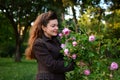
59, 27, 120, 80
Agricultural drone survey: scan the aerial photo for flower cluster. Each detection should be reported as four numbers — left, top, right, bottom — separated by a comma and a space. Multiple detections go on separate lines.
59, 27, 119, 78
59, 28, 77, 60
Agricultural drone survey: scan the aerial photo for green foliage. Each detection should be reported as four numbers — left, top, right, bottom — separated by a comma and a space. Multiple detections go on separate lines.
0, 13, 15, 57
104, 10, 120, 39
59, 8, 120, 79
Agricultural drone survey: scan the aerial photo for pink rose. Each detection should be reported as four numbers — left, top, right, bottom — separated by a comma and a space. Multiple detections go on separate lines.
72, 54, 77, 59
110, 62, 118, 70
84, 69, 90, 76
58, 33, 63, 38
89, 35, 95, 42
62, 28, 70, 36
61, 44, 65, 49
64, 49, 69, 55
72, 41, 77, 46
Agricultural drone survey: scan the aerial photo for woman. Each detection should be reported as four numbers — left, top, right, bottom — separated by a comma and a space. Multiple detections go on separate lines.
25, 11, 74, 80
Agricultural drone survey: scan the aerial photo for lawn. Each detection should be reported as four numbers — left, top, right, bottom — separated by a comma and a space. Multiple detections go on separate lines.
0, 58, 37, 80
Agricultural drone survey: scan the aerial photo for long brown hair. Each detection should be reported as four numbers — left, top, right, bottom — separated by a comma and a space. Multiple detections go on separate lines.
25, 11, 58, 59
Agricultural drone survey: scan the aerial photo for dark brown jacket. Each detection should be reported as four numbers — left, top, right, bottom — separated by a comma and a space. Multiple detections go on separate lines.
32, 35, 74, 80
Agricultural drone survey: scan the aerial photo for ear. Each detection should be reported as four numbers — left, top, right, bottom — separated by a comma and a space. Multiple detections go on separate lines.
42, 26, 46, 32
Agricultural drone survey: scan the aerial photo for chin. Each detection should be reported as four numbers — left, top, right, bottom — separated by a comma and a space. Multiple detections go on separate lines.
53, 34, 58, 36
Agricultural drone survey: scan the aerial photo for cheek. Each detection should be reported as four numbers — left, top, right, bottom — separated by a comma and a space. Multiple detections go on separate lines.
48, 28, 53, 32
46, 29, 52, 33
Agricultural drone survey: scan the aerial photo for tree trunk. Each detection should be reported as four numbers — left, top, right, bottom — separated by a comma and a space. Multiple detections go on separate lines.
15, 36, 22, 62
71, 6, 78, 32
61, 13, 65, 20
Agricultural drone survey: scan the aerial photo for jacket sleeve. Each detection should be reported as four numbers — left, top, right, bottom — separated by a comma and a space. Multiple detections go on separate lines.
32, 39, 74, 73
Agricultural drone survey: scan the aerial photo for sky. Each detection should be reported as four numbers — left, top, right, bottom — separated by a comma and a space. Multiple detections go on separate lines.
65, 0, 112, 20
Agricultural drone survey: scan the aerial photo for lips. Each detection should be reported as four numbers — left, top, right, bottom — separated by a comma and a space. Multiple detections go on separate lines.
53, 30, 58, 33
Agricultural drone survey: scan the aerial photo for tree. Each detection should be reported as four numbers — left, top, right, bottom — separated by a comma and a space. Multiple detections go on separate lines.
0, 0, 45, 62
0, 0, 65, 62
0, 13, 15, 57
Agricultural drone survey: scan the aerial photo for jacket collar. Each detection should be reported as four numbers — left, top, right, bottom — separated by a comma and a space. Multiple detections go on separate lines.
42, 34, 51, 42
42, 34, 57, 42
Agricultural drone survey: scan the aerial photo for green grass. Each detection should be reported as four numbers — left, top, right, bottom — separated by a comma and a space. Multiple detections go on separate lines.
0, 58, 37, 80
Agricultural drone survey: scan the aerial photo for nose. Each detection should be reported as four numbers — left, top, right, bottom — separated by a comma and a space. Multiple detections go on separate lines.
56, 26, 58, 30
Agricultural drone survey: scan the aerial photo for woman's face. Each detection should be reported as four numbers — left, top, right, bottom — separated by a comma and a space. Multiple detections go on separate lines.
42, 19, 58, 38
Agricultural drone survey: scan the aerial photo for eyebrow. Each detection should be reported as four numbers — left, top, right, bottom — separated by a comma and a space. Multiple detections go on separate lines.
50, 23, 58, 26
